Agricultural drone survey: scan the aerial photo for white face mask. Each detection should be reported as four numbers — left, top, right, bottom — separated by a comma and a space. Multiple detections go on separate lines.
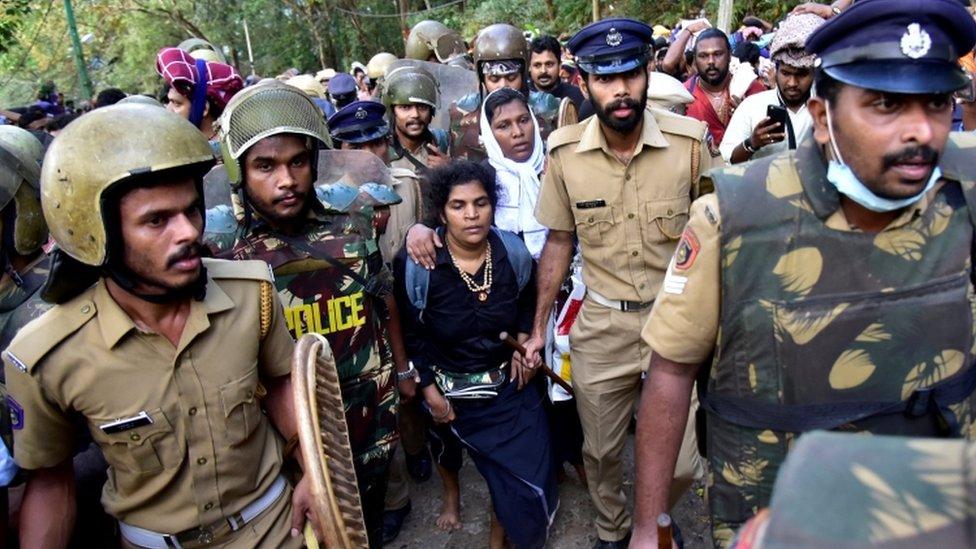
824, 102, 939, 213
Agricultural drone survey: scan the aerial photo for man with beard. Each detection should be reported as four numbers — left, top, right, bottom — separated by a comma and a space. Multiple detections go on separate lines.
516, 19, 709, 549
384, 66, 452, 176
4, 104, 313, 548
631, 1, 976, 546
216, 82, 401, 548
528, 35, 585, 109
683, 28, 767, 148
721, 13, 824, 164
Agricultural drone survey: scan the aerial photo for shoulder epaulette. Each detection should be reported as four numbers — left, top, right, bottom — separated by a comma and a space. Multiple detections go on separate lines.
204, 258, 273, 282
651, 108, 707, 141
547, 121, 587, 151
4, 291, 97, 373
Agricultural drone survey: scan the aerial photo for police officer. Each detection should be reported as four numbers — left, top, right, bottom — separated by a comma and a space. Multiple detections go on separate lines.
216, 83, 402, 548
4, 104, 311, 548
405, 20, 471, 69
451, 23, 561, 161
632, 1, 976, 547
732, 430, 974, 548
366, 52, 399, 99
329, 101, 433, 542
517, 18, 710, 549
328, 72, 359, 110
383, 65, 452, 175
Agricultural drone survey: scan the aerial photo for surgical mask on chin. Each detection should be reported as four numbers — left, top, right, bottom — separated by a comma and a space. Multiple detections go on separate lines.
824, 102, 940, 213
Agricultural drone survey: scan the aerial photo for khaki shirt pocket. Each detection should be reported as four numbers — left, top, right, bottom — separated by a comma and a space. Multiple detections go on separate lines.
219, 366, 262, 446
645, 197, 690, 243
572, 205, 617, 247
91, 408, 182, 475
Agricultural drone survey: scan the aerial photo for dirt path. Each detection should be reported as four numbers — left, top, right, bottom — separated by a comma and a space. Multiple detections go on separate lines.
389, 437, 711, 548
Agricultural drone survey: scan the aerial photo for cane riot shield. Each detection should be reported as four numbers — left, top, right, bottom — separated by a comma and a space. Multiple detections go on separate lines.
387, 59, 477, 131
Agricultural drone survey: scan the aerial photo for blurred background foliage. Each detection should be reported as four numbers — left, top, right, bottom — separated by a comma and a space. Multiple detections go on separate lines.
0, 0, 798, 106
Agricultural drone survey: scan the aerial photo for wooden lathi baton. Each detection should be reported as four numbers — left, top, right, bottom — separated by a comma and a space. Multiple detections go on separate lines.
657, 513, 673, 549
498, 332, 574, 396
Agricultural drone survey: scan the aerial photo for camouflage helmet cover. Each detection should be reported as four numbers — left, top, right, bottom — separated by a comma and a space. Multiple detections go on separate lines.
405, 20, 466, 63
382, 65, 439, 111
0, 125, 47, 254
40, 104, 215, 266
217, 80, 333, 186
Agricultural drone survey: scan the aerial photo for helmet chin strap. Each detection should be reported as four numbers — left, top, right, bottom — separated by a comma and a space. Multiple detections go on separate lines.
103, 260, 208, 304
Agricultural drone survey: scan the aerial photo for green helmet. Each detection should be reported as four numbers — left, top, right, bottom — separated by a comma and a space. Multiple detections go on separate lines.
367, 52, 399, 81
473, 24, 529, 67
405, 20, 466, 64
0, 126, 47, 255
216, 80, 332, 187
40, 104, 215, 266
177, 37, 227, 63
382, 65, 439, 112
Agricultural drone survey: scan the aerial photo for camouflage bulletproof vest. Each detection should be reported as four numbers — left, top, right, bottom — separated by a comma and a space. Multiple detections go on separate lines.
703, 136, 976, 545
229, 212, 397, 478
450, 90, 559, 161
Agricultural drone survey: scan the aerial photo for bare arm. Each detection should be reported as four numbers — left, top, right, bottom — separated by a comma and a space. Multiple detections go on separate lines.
384, 295, 416, 402
19, 459, 75, 549
515, 230, 574, 371
660, 30, 693, 76
630, 353, 701, 548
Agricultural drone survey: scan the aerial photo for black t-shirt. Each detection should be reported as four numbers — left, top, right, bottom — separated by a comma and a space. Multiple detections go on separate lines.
529, 80, 585, 110
393, 230, 536, 386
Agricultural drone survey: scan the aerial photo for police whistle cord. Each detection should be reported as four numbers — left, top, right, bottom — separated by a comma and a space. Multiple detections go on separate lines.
498, 332, 575, 396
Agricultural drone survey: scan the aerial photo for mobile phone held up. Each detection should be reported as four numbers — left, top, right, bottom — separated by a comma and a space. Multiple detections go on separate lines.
766, 104, 789, 127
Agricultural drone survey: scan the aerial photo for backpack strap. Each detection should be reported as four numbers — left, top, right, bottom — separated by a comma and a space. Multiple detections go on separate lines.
491, 227, 533, 292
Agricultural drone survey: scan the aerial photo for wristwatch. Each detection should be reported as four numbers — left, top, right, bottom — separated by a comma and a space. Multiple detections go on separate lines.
830, 3, 843, 16
397, 361, 418, 382
742, 136, 757, 154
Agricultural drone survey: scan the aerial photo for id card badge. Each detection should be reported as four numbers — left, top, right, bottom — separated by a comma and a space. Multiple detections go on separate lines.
99, 411, 153, 434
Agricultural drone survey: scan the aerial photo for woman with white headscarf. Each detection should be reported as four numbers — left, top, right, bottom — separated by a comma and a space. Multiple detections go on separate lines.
480, 87, 549, 258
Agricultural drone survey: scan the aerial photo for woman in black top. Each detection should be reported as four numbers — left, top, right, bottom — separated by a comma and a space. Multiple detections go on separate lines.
393, 161, 557, 549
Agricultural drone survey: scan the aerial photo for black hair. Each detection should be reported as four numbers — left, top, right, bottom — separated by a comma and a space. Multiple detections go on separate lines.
683, 49, 695, 66
732, 41, 760, 65
741, 16, 766, 29
694, 28, 730, 55
814, 68, 842, 103
95, 88, 127, 108
45, 113, 79, 132
530, 35, 561, 59
483, 87, 528, 125
424, 160, 497, 227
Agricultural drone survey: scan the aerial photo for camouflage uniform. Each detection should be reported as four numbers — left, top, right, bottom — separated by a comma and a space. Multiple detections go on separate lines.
228, 208, 398, 486
730, 431, 976, 548
645, 133, 976, 546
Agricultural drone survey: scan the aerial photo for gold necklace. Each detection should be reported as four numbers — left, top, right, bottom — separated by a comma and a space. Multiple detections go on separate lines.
449, 242, 493, 302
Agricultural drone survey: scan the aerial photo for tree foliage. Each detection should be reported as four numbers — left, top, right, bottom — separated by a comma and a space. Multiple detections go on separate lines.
0, 0, 802, 107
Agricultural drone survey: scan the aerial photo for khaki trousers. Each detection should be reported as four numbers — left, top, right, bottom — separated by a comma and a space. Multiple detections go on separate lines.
570, 296, 703, 542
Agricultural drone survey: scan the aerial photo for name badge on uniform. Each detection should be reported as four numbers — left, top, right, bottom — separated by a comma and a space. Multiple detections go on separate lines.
575, 199, 607, 209
99, 411, 153, 434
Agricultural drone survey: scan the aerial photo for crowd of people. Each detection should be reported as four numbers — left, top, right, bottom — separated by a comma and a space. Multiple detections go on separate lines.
1, 0, 976, 548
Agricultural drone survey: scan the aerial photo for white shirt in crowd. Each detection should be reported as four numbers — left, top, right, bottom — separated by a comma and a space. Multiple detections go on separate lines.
719, 88, 813, 164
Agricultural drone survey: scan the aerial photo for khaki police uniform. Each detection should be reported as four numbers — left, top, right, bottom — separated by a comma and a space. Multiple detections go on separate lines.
3, 259, 302, 548
643, 183, 942, 365
535, 107, 709, 540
